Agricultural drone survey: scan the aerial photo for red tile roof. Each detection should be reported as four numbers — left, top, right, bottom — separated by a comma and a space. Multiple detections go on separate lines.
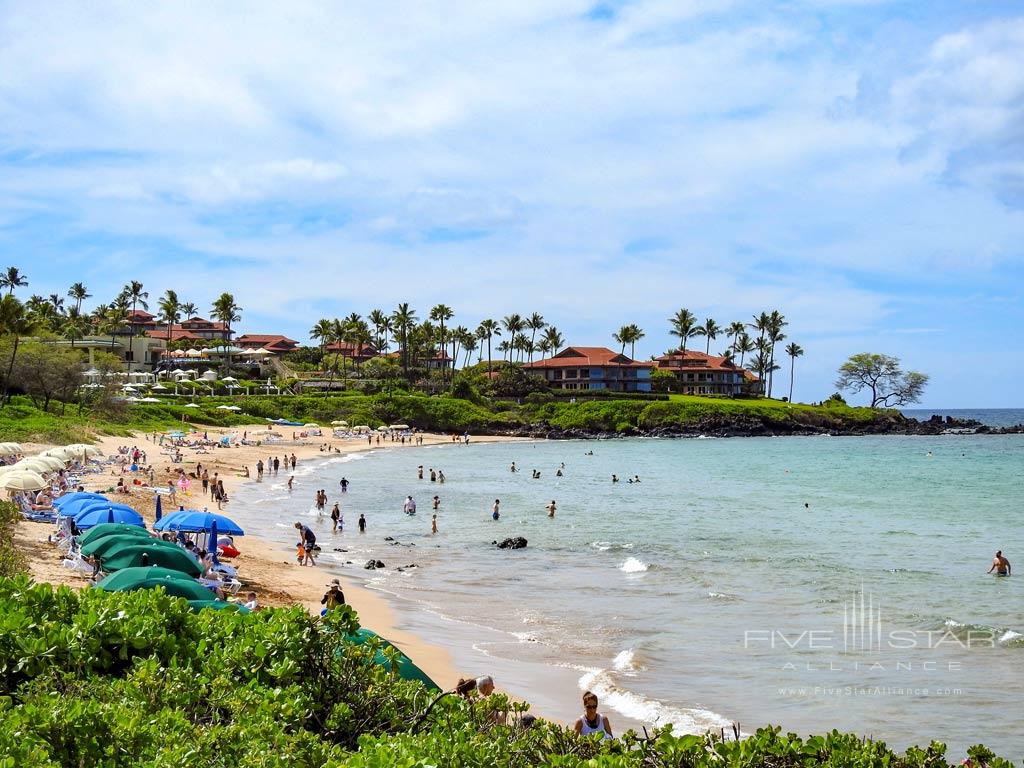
524, 346, 653, 369
144, 329, 203, 341
655, 349, 748, 372
237, 334, 299, 346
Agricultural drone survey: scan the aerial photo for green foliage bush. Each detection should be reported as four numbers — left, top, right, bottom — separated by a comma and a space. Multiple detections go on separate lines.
0, 578, 1006, 766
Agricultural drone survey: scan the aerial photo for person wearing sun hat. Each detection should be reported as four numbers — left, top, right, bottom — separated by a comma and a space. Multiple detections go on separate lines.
321, 578, 346, 614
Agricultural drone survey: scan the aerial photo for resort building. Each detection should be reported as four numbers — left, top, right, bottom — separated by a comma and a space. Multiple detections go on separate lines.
523, 347, 653, 392
236, 334, 300, 354
324, 341, 378, 365
653, 350, 757, 395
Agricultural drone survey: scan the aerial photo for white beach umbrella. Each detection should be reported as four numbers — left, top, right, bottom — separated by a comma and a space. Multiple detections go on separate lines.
221, 376, 238, 382
27, 455, 65, 471
0, 443, 23, 455
151, 383, 167, 391
215, 405, 233, 410
224, 405, 241, 411
304, 423, 319, 428
185, 349, 202, 358
184, 403, 201, 408
139, 397, 162, 403
331, 420, 348, 426
14, 460, 53, 474
389, 424, 410, 430
352, 425, 370, 432
1, 471, 48, 491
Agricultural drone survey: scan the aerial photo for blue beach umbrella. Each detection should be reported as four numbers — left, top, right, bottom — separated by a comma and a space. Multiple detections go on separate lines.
208, 519, 218, 558
53, 491, 107, 509
74, 504, 145, 530
154, 510, 244, 536
155, 494, 163, 522
57, 495, 113, 517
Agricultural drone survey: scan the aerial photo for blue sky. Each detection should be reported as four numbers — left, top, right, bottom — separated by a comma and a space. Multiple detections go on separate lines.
0, 1, 1021, 407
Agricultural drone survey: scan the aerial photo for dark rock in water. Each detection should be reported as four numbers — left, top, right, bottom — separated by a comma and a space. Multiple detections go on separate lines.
332, 548, 347, 552
405, 564, 417, 568
497, 537, 528, 550
364, 559, 386, 570
384, 536, 394, 541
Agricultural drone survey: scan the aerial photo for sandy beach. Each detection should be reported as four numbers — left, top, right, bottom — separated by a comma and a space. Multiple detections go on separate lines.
12, 425, 522, 698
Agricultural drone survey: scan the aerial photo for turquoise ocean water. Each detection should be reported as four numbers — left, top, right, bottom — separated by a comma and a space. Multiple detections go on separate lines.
234, 414, 1024, 758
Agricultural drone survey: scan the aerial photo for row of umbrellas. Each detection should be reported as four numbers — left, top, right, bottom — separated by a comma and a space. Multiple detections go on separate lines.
0, 444, 104, 491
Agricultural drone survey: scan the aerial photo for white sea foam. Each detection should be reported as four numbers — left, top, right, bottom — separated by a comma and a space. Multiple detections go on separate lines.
578, 667, 733, 733
620, 557, 649, 573
612, 648, 643, 674
998, 630, 1022, 645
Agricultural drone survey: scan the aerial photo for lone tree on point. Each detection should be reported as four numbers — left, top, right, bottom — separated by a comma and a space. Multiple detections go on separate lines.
835, 353, 928, 408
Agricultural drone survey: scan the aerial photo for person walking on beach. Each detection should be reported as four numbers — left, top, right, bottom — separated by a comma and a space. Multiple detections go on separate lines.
331, 503, 341, 532
431, 514, 438, 534
988, 550, 1011, 576
546, 500, 556, 518
291, 453, 297, 470
294, 522, 317, 566
492, 499, 500, 520
201, 469, 209, 495
273, 457, 280, 474
256, 459, 264, 479
574, 691, 613, 740
358, 513, 366, 533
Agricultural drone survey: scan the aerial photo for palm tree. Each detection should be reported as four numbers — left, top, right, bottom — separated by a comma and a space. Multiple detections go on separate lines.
97, 301, 129, 360
24, 295, 59, 331
700, 318, 721, 355
211, 292, 242, 373
626, 324, 645, 360
536, 338, 552, 359
766, 311, 788, 398
613, 326, 630, 355
785, 342, 804, 403
391, 304, 417, 378
461, 333, 478, 368
158, 290, 182, 352
475, 319, 501, 375
501, 314, 524, 362
121, 281, 149, 372
61, 307, 91, 349
429, 304, 454, 377
726, 321, 745, 353
47, 294, 65, 314
541, 326, 564, 354
0, 296, 36, 405
527, 313, 546, 362
734, 332, 755, 369
181, 302, 198, 320
0, 267, 27, 296
309, 318, 333, 365
450, 325, 470, 372
368, 309, 391, 353
669, 308, 701, 359
68, 282, 91, 314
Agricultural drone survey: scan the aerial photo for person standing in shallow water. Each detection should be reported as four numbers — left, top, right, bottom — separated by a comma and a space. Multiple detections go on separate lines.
331, 503, 341, 532
492, 499, 500, 520
546, 500, 556, 518
358, 513, 366, 533
431, 514, 438, 534
988, 550, 1011, 576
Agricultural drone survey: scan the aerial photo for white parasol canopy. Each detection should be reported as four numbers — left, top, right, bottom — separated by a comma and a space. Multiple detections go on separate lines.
1, 471, 48, 491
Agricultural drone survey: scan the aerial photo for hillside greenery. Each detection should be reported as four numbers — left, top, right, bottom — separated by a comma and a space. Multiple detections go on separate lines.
0, 576, 1008, 768
0, 389, 897, 445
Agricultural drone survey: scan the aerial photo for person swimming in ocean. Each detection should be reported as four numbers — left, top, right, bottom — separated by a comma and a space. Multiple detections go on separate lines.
988, 550, 1011, 576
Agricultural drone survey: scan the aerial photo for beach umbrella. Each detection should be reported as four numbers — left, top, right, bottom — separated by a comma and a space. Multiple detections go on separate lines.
80, 532, 162, 558
221, 376, 238, 383
389, 424, 410, 430
0, 443, 22, 455
224, 405, 241, 411
187, 600, 250, 613
155, 494, 163, 522
13, 459, 53, 474
154, 510, 244, 536
304, 423, 319, 428
95, 570, 212, 601
345, 629, 440, 691
331, 420, 348, 426
0, 471, 48, 491
94, 566, 196, 590
26, 455, 66, 471
54, 491, 107, 509
58, 495, 118, 518
78, 523, 152, 547
74, 505, 146, 530
99, 544, 203, 576
151, 383, 167, 391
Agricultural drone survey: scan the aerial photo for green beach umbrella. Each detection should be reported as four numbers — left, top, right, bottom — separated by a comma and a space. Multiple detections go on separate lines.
99, 544, 203, 576
346, 628, 440, 691
80, 533, 166, 558
94, 566, 197, 591
186, 600, 251, 614
78, 523, 152, 548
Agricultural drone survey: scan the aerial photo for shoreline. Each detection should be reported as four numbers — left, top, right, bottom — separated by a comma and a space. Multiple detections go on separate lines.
13, 426, 528, 707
